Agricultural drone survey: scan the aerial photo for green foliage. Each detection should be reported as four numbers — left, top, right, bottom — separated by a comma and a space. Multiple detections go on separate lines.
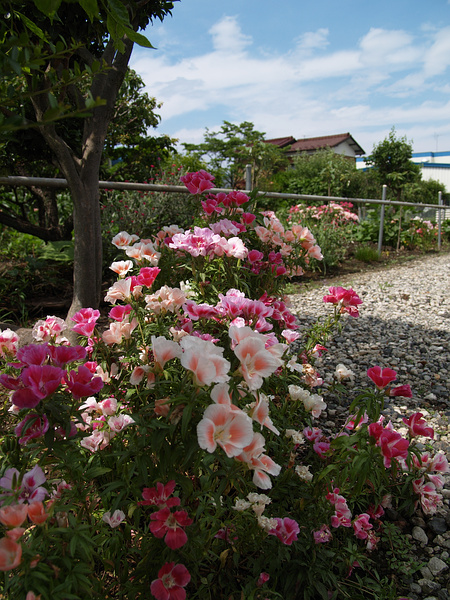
353, 246, 380, 263
274, 149, 360, 200
367, 127, 421, 201
182, 121, 289, 189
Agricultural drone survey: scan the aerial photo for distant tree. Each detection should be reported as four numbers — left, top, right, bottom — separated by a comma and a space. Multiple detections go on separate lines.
367, 127, 421, 201
0, 0, 177, 318
182, 121, 289, 189
403, 178, 448, 205
274, 148, 359, 199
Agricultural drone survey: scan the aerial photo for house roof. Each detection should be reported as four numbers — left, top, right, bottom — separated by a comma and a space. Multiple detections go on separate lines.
264, 136, 296, 148
289, 133, 365, 155
265, 133, 365, 156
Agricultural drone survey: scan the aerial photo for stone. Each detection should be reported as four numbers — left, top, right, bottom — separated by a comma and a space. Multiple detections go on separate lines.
413, 526, 429, 544
428, 556, 449, 576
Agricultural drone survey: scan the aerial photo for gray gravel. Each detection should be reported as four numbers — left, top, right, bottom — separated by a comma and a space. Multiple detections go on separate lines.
289, 251, 450, 599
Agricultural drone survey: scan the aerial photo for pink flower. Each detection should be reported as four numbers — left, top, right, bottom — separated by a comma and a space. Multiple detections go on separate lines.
71, 308, 100, 337
0, 537, 22, 571
379, 429, 409, 468
352, 513, 373, 540
257, 572, 270, 587
323, 287, 362, 317
233, 331, 284, 391
402, 412, 434, 439
140, 481, 181, 509
313, 524, 332, 544
180, 170, 215, 194
390, 384, 412, 398
150, 562, 190, 600
111, 231, 139, 249
108, 414, 135, 432
149, 507, 192, 550
16, 344, 49, 366
13, 365, 65, 409
180, 336, 230, 386
0, 504, 29, 528
65, 365, 104, 400
32, 316, 66, 342
0, 465, 47, 504
137, 267, 161, 288
27, 501, 49, 525
367, 366, 397, 389
109, 304, 132, 322
109, 260, 133, 277
14, 414, 49, 445
48, 345, 87, 367
268, 517, 299, 545
0, 328, 20, 359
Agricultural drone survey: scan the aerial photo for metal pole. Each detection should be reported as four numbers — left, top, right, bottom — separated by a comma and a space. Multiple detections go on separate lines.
377, 185, 387, 255
245, 164, 252, 192
437, 191, 443, 251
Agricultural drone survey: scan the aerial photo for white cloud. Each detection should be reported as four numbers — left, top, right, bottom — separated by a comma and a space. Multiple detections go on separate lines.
130, 15, 450, 153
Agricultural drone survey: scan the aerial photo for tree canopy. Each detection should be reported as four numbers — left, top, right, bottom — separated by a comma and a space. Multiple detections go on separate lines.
0, 0, 177, 317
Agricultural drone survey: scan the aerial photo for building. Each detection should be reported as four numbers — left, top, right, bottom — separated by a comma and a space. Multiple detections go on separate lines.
265, 133, 365, 161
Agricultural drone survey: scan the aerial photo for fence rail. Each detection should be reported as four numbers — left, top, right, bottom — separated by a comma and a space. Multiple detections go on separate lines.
0, 176, 448, 252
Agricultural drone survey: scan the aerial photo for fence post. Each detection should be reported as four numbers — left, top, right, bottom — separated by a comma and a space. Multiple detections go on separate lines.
437, 191, 443, 251
377, 185, 387, 255
245, 164, 252, 191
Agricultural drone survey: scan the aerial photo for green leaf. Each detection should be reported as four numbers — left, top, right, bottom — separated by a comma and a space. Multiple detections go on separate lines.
17, 12, 47, 40
33, 0, 62, 17
123, 27, 155, 49
84, 466, 112, 478
79, 0, 100, 22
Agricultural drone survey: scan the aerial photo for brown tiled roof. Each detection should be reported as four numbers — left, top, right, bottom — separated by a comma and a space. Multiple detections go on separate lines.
264, 136, 296, 148
289, 133, 365, 155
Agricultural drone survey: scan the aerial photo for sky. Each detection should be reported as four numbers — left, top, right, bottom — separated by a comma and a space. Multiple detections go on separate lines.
129, 0, 450, 156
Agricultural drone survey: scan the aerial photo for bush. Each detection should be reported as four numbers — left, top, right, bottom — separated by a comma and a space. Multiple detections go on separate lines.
0, 172, 447, 600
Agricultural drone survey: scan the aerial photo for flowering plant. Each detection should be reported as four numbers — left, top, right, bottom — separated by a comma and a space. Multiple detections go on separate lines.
0, 172, 447, 600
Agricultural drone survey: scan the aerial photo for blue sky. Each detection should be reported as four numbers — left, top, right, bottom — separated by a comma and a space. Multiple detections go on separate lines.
130, 0, 450, 156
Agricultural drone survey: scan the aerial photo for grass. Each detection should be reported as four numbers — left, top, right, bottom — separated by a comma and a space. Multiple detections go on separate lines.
354, 246, 381, 263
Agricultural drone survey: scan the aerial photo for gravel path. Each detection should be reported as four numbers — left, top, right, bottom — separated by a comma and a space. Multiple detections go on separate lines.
289, 251, 450, 600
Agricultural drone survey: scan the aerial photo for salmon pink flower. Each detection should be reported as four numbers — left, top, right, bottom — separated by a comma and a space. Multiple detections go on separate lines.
268, 517, 299, 545
110, 260, 133, 277
367, 366, 397, 389
0, 504, 28, 528
149, 507, 193, 550
14, 413, 49, 445
27, 501, 49, 525
233, 333, 283, 391
180, 336, 230, 386
0, 537, 22, 571
151, 336, 182, 369
235, 432, 281, 489
197, 404, 253, 458
402, 412, 434, 439
111, 231, 139, 248
150, 562, 190, 600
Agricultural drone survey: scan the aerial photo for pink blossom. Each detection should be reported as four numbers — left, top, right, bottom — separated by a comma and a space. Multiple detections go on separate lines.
0, 537, 22, 571
303, 426, 323, 442
233, 331, 284, 391
14, 414, 49, 445
430, 452, 450, 473
137, 267, 161, 288
0, 465, 48, 504
150, 507, 193, 550
323, 287, 362, 317
71, 308, 100, 337
390, 384, 412, 398
32, 316, 66, 342
367, 366, 397, 389
125, 241, 160, 265
235, 432, 281, 489
402, 412, 434, 439
109, 260, 133, 277
150, 562, 190, 600
0, 329, 20, 359
180, 336, 230, 386
104, 278, 133, 304
313, 440, 331, 458
257, 572, 270, 587
246, 393, 280, 435
378, 429, 409, 468
241, 212, 256, 225
151, 336, 182, 369
268, 517, 299, 545
65, 365, 104, 400
313, 524, 332, 543
108, 414, 135, 432
352, 513, 373, 540
47, 345, 87, 367
140, 481, 181, 509
13, 365, 65, 409
109, 304, 132, 322
16, 344, 49, 366
180, 170, 215, 194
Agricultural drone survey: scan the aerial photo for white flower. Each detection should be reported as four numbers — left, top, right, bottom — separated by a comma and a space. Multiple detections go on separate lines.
288, 385, 310, 402
295, 465, 313, 482
102, 509, 126, 528
257, 515, 278, 532
233, 498, 252, 512
285, 429, 305, 445
335, 363, 355, 382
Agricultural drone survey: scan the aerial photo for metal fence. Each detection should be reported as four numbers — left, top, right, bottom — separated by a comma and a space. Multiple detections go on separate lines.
0, 173, 448, 254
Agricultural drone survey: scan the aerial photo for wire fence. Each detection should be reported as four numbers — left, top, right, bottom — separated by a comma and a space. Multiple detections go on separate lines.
0, 174, 448, 253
